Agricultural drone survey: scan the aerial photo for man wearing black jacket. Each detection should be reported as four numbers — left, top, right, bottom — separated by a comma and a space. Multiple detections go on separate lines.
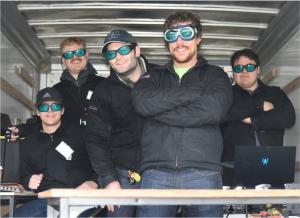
9, 37, 104, 138
221, 49, 296, 186
54, 37, 105, 126
132, 12, 232, 217
14, 87, 99, 217
86, 30, 155, 217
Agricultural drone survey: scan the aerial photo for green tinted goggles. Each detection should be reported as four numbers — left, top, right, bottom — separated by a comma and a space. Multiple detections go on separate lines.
233, 64, 257, 73
62, 48, 86, 60
37, 103, 63, 112
104, 44, 135, 61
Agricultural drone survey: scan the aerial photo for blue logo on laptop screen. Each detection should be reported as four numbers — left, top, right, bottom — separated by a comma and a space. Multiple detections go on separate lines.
261, 157, 269, 166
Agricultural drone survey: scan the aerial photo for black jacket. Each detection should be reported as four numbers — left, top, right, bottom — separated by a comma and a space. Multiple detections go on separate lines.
17, 63, 105, 137
132, 57, 233, 172
85, 56, 154, 187
221, 80, 296, 162
20, 122, 97, 192
53, 62, 105, 126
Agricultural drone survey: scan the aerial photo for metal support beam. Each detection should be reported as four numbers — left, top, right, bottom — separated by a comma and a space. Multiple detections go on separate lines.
18, 3, 279, 14
282, 76, 300, 94
261, 68, 278, 84
0, 77, 35, 111
15, 66, 36, 88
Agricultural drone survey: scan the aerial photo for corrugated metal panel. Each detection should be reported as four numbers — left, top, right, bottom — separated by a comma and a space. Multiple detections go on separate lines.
16, 1, 286, 66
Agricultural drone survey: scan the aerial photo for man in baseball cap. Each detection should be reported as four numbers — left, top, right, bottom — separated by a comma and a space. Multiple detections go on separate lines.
101, 30, 137, 53
86, 30, 157, 217
13, 86, 102, 217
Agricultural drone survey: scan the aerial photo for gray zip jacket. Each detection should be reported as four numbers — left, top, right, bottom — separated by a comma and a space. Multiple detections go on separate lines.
132, 57, 233, 172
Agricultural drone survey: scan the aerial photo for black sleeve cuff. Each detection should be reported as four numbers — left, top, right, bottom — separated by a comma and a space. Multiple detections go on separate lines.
254, 98, 264, 112
22, 176, 31, 191
90, 173, 100, 188
97, 173, 119, 188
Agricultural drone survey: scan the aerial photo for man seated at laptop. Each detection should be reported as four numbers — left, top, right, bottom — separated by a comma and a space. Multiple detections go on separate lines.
14, 87, 99, 217
221, 48, 296, 187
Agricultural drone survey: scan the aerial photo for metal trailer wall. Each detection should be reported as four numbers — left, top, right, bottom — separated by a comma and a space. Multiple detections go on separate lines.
0, 33, 38, 123
1, 2, 50, 124
262, 30, 300, 183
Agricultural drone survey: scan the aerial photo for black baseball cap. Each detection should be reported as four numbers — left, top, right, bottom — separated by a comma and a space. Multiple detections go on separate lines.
36, 87, 63, 105
101, 30, 137, 53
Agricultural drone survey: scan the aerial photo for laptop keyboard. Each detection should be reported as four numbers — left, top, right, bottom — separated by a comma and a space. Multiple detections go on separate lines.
0, 183, 24, 192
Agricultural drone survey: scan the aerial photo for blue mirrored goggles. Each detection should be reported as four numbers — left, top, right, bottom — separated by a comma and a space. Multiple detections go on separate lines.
37, 103, 63, 112
62, 48, 86, 60
233, 64, 257, 73
164, 26, 198, 43
104, 44, 135, 61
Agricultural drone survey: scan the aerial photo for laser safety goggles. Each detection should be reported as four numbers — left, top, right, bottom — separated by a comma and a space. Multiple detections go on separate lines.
164, 26, 198, 43
104, 44, 136, 61
233, 64, 257, 73
37, 103, 63, 112
62, 48, 86, 60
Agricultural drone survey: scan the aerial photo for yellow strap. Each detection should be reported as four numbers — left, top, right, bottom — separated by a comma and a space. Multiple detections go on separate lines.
0, 136, 25, 140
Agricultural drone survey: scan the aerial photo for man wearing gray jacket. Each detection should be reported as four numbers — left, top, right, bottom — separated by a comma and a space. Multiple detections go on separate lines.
132, 12, 233, 217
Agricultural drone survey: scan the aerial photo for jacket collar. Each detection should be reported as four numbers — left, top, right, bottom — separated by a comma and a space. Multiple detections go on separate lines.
108, 55, 150, 86
38, 121, 65, 138
160, 56, 208, 74
234, 79, 267, 95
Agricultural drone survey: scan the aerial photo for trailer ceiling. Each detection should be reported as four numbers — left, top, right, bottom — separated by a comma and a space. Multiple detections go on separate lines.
15, 1, 289, 67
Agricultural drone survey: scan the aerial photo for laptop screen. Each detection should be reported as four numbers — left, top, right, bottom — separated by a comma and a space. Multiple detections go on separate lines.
1, 140, 20, 184
234, 146, 296, 188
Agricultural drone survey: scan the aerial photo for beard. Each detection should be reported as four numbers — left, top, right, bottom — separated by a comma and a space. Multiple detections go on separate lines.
172, 52, 194, 64
170, 45, 197, 64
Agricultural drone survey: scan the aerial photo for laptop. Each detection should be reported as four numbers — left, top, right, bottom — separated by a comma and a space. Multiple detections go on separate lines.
234, 146, 296, 188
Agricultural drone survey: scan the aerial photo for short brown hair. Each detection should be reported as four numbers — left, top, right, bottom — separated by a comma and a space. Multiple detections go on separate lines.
163, 12, 202, 36
60, 37, 86, 54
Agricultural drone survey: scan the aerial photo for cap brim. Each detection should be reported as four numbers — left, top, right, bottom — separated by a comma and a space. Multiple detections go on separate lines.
36, 98, 63, 106
101, 40, 133, 53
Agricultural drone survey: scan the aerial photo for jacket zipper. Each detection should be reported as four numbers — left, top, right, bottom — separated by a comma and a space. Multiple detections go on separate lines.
170, 68, 190, 168
176, 75, 180, 168
174, 71, 191, 168
176, 74, 183, 168
169, 63, 200, 169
